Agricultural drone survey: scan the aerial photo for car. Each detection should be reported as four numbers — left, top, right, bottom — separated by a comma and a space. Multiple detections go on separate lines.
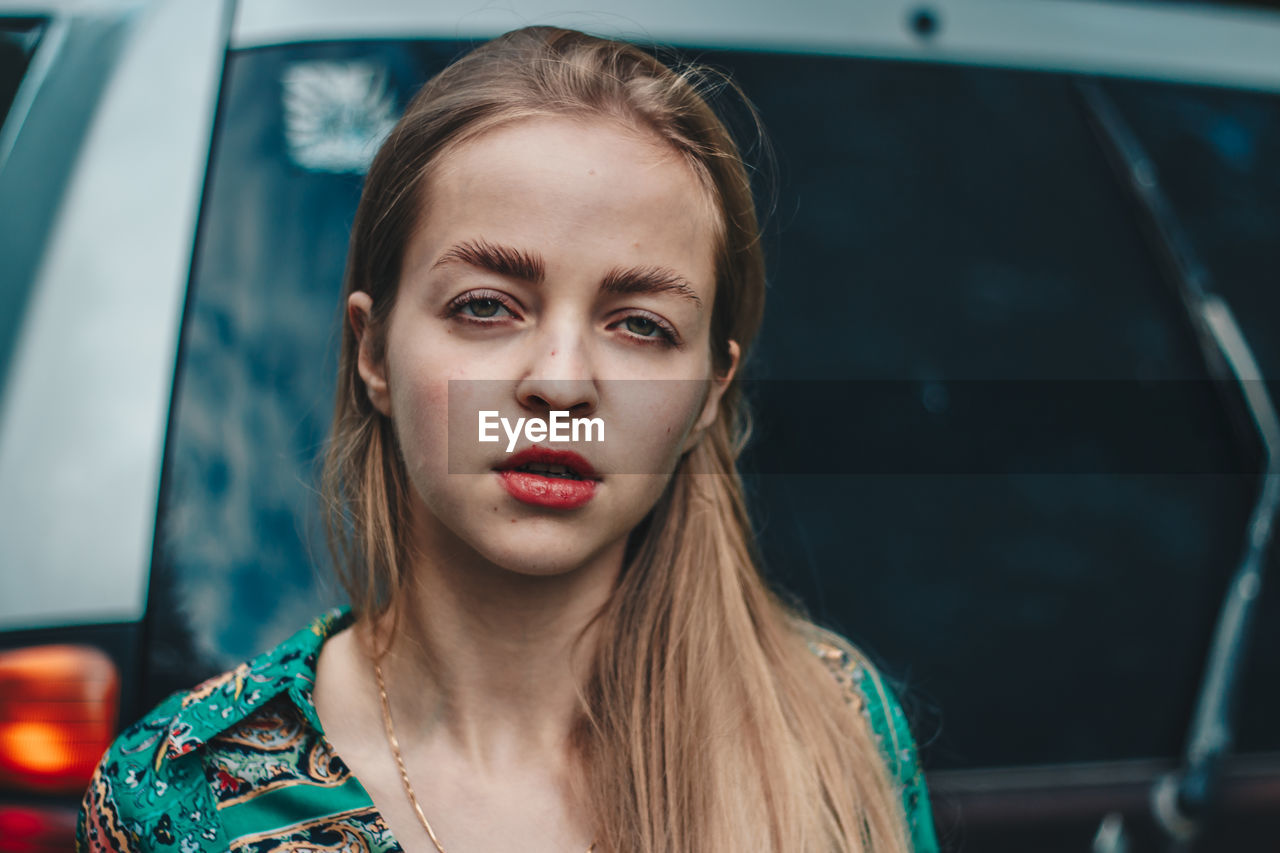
2, 1, 1278, 850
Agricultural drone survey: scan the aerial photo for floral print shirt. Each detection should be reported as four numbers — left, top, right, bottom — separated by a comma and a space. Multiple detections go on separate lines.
77, 608, 940, 852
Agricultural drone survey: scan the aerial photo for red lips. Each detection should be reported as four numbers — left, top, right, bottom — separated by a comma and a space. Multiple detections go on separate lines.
494, 446, 599, 509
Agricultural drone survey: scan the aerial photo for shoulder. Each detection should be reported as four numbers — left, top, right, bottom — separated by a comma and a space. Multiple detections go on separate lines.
802, 625, 917, 779
798, 622, 941, 853
76, 608, 352, 852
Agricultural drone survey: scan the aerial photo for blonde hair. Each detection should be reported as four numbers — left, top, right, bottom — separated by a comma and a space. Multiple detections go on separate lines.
322, 26, 911, 853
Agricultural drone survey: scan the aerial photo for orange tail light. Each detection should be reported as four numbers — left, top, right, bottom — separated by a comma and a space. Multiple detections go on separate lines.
0, 645, 119, 794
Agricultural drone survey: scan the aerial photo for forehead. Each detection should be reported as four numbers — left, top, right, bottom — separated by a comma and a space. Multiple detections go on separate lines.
405, 116, 719, 292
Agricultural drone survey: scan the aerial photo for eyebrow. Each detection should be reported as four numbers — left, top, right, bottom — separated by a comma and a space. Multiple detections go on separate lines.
601, 265, 702, 308
432, 238, 703, 308
433, 238, 545, 284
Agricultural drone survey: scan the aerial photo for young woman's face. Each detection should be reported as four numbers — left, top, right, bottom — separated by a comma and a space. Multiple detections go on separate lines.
351, 116, 737, 578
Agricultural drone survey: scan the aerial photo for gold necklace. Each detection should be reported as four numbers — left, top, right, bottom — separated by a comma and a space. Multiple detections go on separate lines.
373, 658, 598, 853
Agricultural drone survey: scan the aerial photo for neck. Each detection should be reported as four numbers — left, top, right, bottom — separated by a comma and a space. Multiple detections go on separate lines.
368, 520, 623, 773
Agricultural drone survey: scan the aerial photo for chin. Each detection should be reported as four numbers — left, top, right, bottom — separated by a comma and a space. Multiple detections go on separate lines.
472, 520, 625, 580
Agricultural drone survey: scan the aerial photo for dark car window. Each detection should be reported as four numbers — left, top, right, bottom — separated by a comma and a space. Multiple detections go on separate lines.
0, 16, 47, 370
0, 17, 43, 132
726, 56, 1280, 770
150, 39, 1279, 774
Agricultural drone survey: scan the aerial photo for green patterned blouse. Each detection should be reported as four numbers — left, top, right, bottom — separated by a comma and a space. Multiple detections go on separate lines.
77, 608, 940, 852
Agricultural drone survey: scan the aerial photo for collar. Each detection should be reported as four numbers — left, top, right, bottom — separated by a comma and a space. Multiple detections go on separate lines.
157, 606, 354, 767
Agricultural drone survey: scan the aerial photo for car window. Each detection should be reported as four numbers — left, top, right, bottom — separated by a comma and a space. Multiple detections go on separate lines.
149, 38, 1280, 773
0, 16, 46, 368
0, 17, 43, 132
728, 54, 1280, 770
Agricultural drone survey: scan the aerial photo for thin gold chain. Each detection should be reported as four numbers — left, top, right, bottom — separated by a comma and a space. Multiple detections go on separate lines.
373, 658, 597, 853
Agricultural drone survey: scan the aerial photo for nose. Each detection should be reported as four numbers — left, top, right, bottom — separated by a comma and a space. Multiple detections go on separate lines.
514, 323, 599, 417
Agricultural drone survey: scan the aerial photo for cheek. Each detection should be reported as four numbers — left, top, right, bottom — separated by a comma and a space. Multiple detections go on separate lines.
605, 380, 709, 473
384, 338, 460, 481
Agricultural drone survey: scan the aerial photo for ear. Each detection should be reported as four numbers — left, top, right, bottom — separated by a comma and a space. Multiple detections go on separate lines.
682, 339, 740, 454
348, 291, 392, 416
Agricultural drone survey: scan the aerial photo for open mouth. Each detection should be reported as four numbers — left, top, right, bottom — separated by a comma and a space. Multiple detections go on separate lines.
495, 446, 599, 480
494, 447, 599, 509
510, 462, 585, 480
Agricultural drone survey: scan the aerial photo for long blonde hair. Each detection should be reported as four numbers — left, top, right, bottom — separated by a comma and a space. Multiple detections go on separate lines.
322, 26, 911, 853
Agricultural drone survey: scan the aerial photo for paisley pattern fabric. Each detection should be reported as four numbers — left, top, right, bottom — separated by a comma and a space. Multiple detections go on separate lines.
78, 608, 940, 852
806, 633, 939, 850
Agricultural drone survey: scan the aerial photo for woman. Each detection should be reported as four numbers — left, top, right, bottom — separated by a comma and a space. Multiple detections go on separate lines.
79, 26, 939, 853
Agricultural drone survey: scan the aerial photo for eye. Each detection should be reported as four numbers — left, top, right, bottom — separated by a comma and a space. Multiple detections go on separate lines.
462, 297, 506, 318
611, 312, 680, 347
624, 316, 659, 337
446, 290, 520, 323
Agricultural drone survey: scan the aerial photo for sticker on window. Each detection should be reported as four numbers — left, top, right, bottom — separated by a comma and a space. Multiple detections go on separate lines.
282, 61, 397, 174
